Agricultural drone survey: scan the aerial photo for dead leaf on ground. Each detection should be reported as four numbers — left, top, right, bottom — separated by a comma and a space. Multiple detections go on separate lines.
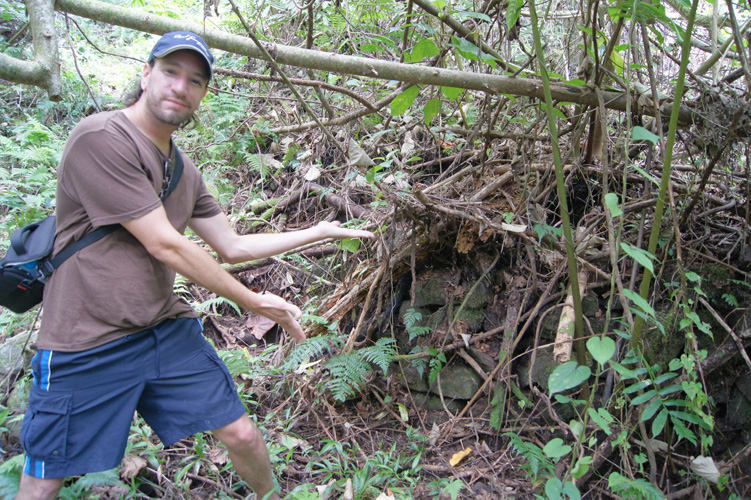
208, 446, 229, 466
246, 314, 276, 340
120, 455, 147, 479
449, 447, 472, 467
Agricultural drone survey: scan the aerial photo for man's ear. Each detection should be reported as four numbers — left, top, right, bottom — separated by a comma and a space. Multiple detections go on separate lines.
141, 63, 152, 90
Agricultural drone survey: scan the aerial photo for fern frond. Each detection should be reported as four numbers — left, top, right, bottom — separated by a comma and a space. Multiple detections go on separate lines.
324, 353, 370, 401
358, 337, 396, 373
71, 469, 124, 489
284, 335, 341, 369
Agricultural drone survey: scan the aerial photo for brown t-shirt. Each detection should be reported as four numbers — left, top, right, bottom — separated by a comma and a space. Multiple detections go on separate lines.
37, 110, 221, 352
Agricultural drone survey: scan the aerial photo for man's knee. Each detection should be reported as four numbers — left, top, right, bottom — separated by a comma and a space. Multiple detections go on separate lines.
18, 473, 64, 500
213, 416, 264, 450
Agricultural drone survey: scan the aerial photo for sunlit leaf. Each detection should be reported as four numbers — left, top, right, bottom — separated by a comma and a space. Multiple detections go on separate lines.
391, 86, 420, 115
548, 361, 591, 396
632, 126, 659, 145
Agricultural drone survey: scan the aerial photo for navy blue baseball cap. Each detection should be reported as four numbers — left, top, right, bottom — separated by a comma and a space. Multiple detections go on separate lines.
148, 31, 214, 79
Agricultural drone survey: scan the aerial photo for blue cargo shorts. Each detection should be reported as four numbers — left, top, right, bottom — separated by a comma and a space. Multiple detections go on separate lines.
20, 317, 247, 479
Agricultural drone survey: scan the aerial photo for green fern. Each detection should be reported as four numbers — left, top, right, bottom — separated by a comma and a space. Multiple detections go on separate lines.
403, 308, 431, 341
284, 335, 342, 369
324, 338, 397, 401
428, 352, 446, 387
0, 454, 23, 500
194, 296, 242, 316
219, 349, 252, 378
324, 353, 371, 401
68, 469, 124, 491
358, 337, 396, 373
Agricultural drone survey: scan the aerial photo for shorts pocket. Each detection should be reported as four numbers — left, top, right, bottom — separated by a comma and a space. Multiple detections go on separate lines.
21, 386, 73, 462
201, 343, 237, 390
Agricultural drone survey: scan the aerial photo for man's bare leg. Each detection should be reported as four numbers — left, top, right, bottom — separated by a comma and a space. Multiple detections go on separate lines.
16, 474, 63, 500
212, 415, 279, 500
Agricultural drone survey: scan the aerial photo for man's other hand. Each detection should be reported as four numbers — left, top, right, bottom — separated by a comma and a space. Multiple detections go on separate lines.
253, 291, 306, 342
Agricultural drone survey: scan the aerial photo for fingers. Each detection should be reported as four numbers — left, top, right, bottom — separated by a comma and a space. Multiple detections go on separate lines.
256, 291, 305, 342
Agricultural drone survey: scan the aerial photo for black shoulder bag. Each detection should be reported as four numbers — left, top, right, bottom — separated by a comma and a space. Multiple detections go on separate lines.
0, 146, 185, 313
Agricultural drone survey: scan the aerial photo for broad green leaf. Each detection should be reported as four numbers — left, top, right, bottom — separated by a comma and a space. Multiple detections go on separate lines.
338, 238, 361, 253
571, 456, 593, 479
624, 380, 651, 394
620, 242, 656, 274
653, 372, 679, 385
630, 388, 658, 406
543, 438, 572, 459
506, 0, 524, 31
657, 384, 683, 397
610, 361, 638, 379
455, 10, 492, 22
391, 86, 420, 115
631, 163, 660, 186
671, 410, 712, 430
652, 408, 669, 436
565, 78, 587, 86
622, 289, 656, 319
604, 192, 623, 217
545, 477, 565, 500
588, 408, 613, 435
562, 480, 581, 500
440, 86, 464, 100
641, 398, 662, 421
586, 336, 616, 365
405, 38, 439, 63
548, 361, 591, 396
569, 419, 584, 438
632, 125, 659, 145
610, 49, 625, 76
424, 99, 441, 125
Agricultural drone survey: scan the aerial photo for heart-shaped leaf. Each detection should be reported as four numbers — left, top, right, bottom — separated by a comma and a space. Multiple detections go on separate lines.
587, 336, 616, 366
549, 361, 591, 396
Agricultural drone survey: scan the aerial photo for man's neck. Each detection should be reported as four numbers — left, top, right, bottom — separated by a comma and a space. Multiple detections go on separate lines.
122, 104, 175, 154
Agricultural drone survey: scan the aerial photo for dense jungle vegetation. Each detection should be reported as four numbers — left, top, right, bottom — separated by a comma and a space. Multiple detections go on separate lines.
3, 0, 751, 498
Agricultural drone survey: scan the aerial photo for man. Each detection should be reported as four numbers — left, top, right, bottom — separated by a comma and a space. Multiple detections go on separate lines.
17, 31, 373, 500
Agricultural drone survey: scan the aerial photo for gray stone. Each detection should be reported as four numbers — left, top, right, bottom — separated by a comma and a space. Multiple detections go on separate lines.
413, 391, 465, 413
399, 359, 482, 400
0, 332, 36, 395
433, 362, 482, 400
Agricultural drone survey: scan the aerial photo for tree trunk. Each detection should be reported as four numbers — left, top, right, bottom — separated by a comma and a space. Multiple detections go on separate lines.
1, 0, 61, 100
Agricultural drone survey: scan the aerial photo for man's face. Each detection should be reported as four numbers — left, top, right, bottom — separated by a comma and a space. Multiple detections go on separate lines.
141, 50, 209, 127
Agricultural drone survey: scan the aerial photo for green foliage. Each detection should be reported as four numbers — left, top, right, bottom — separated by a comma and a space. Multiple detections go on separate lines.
391, 86, 420, 115
0, 454, 23, 500
0, 120, 63, 226
357, 337, 397, 373
608, 472, 665, 500
284, 334, 342, 370
505, 432, 555, 481
548, 361, 591, 395
403, 308, 431, 341
324, 352, 373, 401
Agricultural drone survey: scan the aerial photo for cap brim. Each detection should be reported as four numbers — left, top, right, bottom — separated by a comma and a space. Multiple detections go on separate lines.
151, 45, 213, 77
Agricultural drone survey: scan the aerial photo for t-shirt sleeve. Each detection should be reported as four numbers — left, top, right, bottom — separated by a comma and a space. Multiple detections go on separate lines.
60, 127, 161, 227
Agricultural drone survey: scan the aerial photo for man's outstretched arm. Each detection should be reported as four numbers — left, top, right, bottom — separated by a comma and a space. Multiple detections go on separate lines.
189, 212, 374, 264
122, 206, 306, 341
